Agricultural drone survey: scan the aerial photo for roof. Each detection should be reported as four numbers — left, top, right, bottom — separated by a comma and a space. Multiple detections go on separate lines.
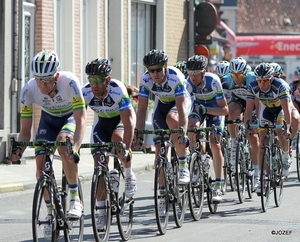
236, 0, 300, 35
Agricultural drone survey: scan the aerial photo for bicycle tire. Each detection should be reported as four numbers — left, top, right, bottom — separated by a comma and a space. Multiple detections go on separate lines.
296, 132, 300, 182
154, 159, 169, 235
172, 158, 188, 228
273, 146, 283, 207
116, 160, 134, 241
91, 166, 112, 242
245, 157, 253, 199
260, 148, 271, 212
188, 152, 204, 221
235, 143, 246, 203
221, 142, 233, 193
32, 176, 59, 242
207, 177, 218, 214
62, 177, 84, 241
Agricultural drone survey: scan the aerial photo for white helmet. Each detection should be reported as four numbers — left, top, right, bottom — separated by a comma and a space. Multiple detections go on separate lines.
246, 65, 252, 72
269, 62, 282, 75
31, 50, 60, 77
229, 57, 247, 73
215, 61, 230, 77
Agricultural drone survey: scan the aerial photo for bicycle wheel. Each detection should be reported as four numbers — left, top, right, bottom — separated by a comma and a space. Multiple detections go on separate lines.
172, 159, 188, 228
235, 143, 246, 203
246, 157, 254, 199
116, 162, 134, 241
273, 146, 283, 207
91, 167, 112, 242
188, 152, 204, 221
207, 177, 218, 214
62, 177, 84, 241
296, 132, 300, 182
260, 148, 271, 212
221, 141, 233, 193
32, 176, 59, 241
154, 159, 169, 235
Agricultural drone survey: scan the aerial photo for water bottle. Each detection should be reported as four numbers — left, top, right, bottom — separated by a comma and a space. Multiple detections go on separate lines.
110, 169, 119, 193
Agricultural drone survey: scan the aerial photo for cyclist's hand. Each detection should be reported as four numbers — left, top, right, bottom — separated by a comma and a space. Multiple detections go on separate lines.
133, 136, 144, 150
123, 149, 132, 163
11, 146, 22, 162
195, 104, 207, 114
71, 150, 80, 163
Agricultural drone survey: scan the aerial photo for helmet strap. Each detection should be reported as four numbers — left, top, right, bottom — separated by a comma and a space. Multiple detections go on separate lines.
48, 82, 57, 96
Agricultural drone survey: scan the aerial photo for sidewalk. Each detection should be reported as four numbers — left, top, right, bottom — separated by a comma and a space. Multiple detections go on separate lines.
0, 150, 155, 193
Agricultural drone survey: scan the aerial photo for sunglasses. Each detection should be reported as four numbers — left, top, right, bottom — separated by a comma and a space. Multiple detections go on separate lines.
231, 73, 244, 78
257, 78, 271, 84
187, 69, 204, 76
35, 75, 55, 83
148, 65, 165, 74
88, 76, 109, 84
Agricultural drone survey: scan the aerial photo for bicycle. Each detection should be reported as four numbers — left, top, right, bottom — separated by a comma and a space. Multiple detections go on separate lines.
187, 125, 219, 216
227, 119, 254, 203
294, 130, 300, 182
9, 137, 84, 241
221, 121, 234, 194
82, 141, 134, 242
248, 122, 285, 212
135, 128, 188, 235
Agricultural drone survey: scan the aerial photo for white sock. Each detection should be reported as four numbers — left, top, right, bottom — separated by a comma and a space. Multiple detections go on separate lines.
124, 167, 133, 178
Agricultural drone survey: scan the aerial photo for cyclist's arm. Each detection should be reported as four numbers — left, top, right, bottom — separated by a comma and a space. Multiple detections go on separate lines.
207, 98, 228, 116
120, 107, 136, 150
72, 108, 87, 152
135, 96, 148, 130
175, 95, 188, 131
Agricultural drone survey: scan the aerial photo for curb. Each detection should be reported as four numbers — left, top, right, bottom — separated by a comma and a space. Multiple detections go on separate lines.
0, 161, 154, 194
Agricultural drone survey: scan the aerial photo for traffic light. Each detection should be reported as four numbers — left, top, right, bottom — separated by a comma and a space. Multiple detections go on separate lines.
194, 2, 217, 46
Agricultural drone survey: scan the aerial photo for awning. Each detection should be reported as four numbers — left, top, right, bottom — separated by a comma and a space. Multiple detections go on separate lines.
236, 35, 300, 56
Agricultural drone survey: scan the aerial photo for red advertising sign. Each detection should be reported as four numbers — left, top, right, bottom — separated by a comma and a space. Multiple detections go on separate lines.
236, 35, 300, 56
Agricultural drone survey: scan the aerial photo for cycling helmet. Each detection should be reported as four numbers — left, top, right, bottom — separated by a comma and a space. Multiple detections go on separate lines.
85, 58, 112, 75
269, 62, 282, 75
31, 50, 60, 77
246, 65, 252, 72
254, 62, 274, 79
186, 55, 208, 70
229, 57, 247, 73
143, 50, 168, 67
215, 61, 230, 77
174, 61, 187, 77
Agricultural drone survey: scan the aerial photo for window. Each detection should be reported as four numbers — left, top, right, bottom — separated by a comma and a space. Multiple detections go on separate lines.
130, 3, 156, 87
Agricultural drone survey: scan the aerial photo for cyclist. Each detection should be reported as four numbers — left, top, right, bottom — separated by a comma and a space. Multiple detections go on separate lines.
135, 49, 191, 186
186, 55, 228, 203
215, 60, 230, 101
82, 58, 137, 230
11, 50, 87, 237
222, 57, 260, 189
244, 63, 292, 183
174, 60, 188, 79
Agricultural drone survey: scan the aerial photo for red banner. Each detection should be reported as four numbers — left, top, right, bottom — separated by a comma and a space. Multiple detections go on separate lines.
236, 35, 300, 56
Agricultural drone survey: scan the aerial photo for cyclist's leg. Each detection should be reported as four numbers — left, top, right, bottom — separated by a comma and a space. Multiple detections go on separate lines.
208, 115, 224, 203
167, 109, 190, 184
112, 122, 137, 198
248, 113, 260, 190
91, 117, 118, 229
275, 110, 291, 176
227, 96, 243, 171
35, 112, 63, 213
